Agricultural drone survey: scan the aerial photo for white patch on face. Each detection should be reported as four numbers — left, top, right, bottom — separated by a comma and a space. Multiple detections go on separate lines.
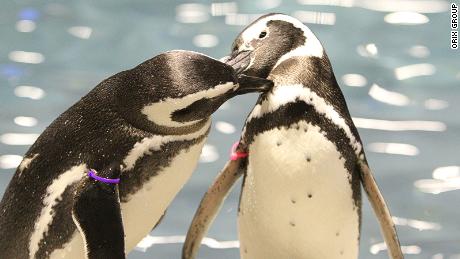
240, 27, 270, 51
243, 84, 362, 156
18, 153, 39, 175
239, 14, 323, 70
29, 164, 87, 259
239, 121, 359, 259
122, 120, 211, 171
141, 82, 234, 128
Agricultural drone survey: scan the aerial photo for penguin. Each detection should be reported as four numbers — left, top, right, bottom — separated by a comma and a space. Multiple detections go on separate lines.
183, 14, 403, 259
0, 50, 273, 259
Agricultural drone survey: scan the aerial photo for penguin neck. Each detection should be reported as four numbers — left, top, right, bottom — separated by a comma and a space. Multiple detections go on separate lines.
268, 52, 336, 89
253, 53, 363, 157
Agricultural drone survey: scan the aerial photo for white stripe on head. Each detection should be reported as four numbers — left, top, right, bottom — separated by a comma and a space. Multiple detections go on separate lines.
29, 164, 87, 259
243, 84, 362, 155
141, 82, 235, 128
122, 119, 211, 171
239, 14, 323, 70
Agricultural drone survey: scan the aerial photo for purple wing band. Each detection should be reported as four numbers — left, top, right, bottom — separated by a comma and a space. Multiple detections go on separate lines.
88, 169, 120, 184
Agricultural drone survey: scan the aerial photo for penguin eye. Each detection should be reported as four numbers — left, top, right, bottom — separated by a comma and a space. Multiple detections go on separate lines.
258, 31, 267, 39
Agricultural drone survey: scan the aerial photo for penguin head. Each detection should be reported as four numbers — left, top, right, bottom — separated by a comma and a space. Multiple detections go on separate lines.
117, 50, 272, 134
226, 13, 324, 79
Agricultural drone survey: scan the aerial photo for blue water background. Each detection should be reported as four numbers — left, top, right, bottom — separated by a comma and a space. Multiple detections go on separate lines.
0, 0, 459, 258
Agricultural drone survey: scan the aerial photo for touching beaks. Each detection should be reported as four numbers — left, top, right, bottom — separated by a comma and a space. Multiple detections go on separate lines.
221, 50, 273, 95
233, 75, 274, 95
224, 50, 252, 75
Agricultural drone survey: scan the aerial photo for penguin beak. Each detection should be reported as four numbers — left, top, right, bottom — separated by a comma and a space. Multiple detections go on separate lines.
223, 50, 252, 75
233, 75, 274, 95
222, 50, 273, 95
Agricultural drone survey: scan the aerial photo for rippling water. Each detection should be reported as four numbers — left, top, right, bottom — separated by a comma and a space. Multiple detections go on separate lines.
0, 1, 459, 258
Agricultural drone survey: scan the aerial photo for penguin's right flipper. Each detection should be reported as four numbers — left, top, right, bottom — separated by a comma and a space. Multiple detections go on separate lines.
235, 75, 274, 95
358, 160, 404, 259
182, 159, 244, 259
72, 164, 125, 259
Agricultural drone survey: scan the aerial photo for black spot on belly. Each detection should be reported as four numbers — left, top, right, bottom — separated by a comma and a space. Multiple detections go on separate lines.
289, 221, 296, 227
307, 193, 313, 198
276, 141, 282, 146
305, 154, 311, 162
291, 198, 296, 204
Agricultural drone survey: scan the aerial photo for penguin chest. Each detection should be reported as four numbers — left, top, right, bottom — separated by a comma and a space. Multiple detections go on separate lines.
120, 137, 207, 251
238, 121, 359, 259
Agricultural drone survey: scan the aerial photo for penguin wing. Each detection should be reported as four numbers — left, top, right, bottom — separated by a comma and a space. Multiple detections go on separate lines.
72, 164, 126, 259
182, 159, 244, 259
358, 160, 404, 259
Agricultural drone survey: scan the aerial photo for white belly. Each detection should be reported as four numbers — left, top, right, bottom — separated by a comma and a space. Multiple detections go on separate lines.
49, 138, 206, 259
238, 121, 359, 259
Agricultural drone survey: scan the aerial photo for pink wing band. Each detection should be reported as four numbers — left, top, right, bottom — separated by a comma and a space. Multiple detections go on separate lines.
230, 141, 248, 161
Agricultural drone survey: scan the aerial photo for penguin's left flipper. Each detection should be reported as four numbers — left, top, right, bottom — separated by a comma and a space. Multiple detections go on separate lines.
72, 164, 126, 259
358, 160, 404, 259
183, 159, 244, 259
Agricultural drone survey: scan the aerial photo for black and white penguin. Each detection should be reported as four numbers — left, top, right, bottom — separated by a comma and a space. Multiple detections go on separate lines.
183, 14, 403, 259
0, 50, 272, 259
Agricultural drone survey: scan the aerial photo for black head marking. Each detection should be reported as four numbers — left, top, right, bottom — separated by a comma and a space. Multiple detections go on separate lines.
230, 14, 307, 78
246, 20, 306, 78
171, 97, 220, 123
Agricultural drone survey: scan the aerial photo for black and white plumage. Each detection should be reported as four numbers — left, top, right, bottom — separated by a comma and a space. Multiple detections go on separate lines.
183, 14, 403, 259
72, 163, 125, 259
0, 50, 272, 259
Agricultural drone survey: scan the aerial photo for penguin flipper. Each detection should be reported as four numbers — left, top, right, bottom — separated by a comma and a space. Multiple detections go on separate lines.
358, 160, 404, 259
182, 159, 243, 259
72, 164, 125, 259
